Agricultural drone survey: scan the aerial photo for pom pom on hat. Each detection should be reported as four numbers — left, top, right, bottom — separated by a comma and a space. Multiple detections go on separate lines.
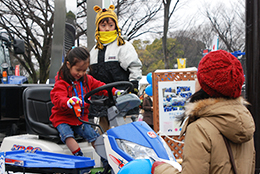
197, 50, 245, 98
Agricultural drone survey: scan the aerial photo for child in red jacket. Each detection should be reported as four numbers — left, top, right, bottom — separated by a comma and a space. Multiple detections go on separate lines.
50, 46, 118, 156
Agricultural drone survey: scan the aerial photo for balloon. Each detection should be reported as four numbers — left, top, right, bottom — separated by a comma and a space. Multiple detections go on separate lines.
118, 159, 152, 174
146, 72, 152, 85
145, 85, 153, 96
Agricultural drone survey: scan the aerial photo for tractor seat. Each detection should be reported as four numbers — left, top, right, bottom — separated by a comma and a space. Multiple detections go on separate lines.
23, 86, 60, 142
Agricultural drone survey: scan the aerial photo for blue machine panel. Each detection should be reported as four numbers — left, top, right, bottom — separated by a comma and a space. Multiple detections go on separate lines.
0, 150, 95, 169
107, 121, 170, 160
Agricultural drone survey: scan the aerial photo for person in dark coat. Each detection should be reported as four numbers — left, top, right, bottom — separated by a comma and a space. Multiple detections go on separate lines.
142, 94, 153, 129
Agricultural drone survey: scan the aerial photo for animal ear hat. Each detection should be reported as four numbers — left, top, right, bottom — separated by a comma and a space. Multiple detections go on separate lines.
93, 5, 125, 50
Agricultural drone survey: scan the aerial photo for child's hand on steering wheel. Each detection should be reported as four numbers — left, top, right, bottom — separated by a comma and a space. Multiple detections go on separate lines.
114, 89, 124, 97
67, 96, 82, 109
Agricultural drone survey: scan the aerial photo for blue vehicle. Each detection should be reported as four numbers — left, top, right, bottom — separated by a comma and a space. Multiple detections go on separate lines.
0, 82, 181, 174
78, 82, 181, 173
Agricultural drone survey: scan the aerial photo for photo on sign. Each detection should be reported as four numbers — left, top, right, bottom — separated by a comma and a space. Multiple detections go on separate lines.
158, 81, 195, 136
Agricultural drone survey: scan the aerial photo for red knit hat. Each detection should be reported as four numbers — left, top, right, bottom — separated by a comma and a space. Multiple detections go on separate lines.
197, 50, 245, 98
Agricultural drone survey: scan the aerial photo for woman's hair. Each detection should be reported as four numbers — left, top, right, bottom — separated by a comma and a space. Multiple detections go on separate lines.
189, 88, 211, 103
58, 47, 90, 85
189, 88, 232, 103
178, 88, 232, 124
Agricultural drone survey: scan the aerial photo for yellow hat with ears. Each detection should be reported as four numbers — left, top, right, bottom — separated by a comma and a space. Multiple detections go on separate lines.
93, 5, 125, 50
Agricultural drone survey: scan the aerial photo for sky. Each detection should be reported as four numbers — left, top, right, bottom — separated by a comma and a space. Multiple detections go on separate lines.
66, 0, 113, 13
65, 0, 238, 42
65, 0, 237, 15
66, 0, 77, 13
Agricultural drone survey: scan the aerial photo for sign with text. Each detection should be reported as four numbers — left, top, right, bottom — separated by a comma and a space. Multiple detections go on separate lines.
158, 80, 195, 135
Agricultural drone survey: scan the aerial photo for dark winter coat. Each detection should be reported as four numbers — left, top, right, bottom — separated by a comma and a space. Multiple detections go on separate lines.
89, 39, 142, 86
88, 39, 142, 118
142, 96, 153, 126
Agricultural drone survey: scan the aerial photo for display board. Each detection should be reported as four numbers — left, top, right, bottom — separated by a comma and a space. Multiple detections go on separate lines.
158, 80, 195, 135
152, 68, 197, 159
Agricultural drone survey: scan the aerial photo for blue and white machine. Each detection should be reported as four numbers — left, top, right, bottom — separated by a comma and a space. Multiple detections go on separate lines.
80, 81, 181, 174
0, 81, 181, 174
98, 121, 177, 173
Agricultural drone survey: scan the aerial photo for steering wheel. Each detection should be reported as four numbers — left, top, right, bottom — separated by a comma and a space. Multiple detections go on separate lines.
84, 81, 133, 107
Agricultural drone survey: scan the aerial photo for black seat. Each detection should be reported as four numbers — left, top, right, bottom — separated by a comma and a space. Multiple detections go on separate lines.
23, 86, 59, 141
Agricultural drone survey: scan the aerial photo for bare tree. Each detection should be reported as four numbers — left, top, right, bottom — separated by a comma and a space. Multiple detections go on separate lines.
203, 1, 245, 52
74, 0, 163, 45
169, 29, 206, 67
75, 0, 87, 42
0, 0, 54, 83
162, 0, 180, 69
0, 0, 168, 83
112, 0, 163, 41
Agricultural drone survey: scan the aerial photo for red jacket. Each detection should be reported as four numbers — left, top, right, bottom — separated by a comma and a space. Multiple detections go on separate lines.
50, 74, 116, 127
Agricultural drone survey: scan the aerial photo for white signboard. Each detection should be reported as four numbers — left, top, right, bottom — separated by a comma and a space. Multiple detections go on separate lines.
158, 80, 195, 135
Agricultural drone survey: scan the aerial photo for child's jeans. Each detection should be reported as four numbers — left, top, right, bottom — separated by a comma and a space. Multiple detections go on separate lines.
57, 123, 108, 168
57, 123, 99, 143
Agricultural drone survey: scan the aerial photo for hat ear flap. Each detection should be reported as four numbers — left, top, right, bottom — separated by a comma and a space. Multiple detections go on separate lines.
109, 5, 115, 11
93, 5, 102, 13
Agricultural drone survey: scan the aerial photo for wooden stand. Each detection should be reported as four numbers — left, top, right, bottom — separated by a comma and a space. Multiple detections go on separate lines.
152, 69, 197, 159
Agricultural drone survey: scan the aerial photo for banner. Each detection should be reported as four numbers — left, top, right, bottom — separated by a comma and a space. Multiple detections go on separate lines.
211, 35, 219, 51
177, 58, 186, 69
